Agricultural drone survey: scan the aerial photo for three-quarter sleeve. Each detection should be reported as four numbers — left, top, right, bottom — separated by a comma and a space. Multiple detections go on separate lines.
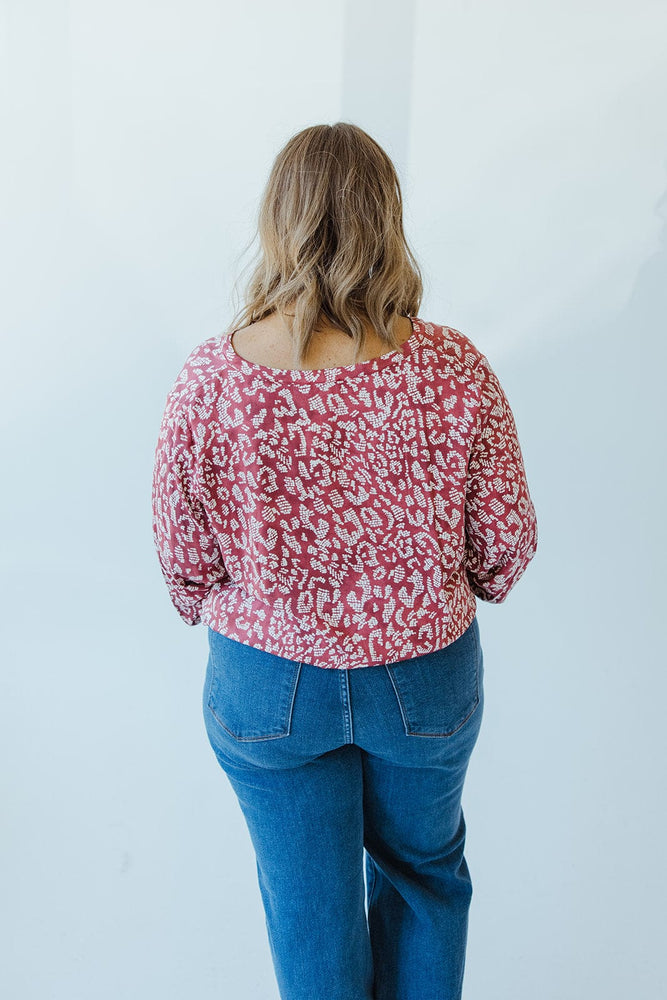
151, 398, 229, 625
464, 356, 538, 603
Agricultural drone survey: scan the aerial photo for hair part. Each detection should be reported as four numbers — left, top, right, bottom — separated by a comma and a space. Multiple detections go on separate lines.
225, 122, 424, 367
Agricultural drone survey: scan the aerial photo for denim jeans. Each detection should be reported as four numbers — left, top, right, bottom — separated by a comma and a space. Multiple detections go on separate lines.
202, 614, 484, 1000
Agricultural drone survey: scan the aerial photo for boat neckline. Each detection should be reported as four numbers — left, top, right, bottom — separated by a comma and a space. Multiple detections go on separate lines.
219, 315, 424, 381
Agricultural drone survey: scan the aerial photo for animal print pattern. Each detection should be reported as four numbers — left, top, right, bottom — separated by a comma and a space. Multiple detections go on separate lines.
151, 317, 538, 669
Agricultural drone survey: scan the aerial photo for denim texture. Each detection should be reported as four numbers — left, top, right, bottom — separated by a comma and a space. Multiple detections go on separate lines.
202, 614, 484, 1000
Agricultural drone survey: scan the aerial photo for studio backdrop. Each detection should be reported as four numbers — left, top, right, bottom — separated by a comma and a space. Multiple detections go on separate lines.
1, 2, 666, 998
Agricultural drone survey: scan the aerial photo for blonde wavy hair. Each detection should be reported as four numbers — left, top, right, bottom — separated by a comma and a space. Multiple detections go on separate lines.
225, 122, 423, 368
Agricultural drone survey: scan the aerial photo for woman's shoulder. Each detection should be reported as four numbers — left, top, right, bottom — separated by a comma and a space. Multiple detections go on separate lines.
161, 334, 229, 419
421, 320, 490, 380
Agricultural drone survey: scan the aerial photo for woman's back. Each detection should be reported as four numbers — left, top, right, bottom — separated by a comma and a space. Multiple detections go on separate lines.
151, 314, 537, 670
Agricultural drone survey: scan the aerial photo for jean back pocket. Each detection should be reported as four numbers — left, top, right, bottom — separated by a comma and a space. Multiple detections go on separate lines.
385, 615, 482, 738
206, 629, 302, 741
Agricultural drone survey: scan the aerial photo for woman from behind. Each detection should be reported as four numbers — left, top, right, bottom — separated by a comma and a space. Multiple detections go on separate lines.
152, 121, 538, 1000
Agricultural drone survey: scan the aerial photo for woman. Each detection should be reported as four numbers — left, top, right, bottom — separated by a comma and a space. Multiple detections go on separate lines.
151, 122, 538, 1000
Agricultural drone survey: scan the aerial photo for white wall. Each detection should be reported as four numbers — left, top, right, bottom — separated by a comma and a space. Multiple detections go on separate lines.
1, 1, 665, 998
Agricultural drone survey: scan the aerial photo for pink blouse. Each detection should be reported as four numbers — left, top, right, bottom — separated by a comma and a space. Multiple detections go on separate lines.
151, 317, 538, 669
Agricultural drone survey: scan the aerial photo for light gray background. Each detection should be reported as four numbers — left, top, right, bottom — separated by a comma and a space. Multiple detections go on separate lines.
2, 1, 666, 997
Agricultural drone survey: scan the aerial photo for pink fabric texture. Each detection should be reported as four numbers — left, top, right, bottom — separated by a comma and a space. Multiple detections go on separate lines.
151, 317, 538, 669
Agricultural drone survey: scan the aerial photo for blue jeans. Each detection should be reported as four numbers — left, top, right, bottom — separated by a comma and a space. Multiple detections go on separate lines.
202, 614, 484, 1000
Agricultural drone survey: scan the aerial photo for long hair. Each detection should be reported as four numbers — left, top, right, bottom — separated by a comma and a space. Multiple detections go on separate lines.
225, 122, 423, 367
